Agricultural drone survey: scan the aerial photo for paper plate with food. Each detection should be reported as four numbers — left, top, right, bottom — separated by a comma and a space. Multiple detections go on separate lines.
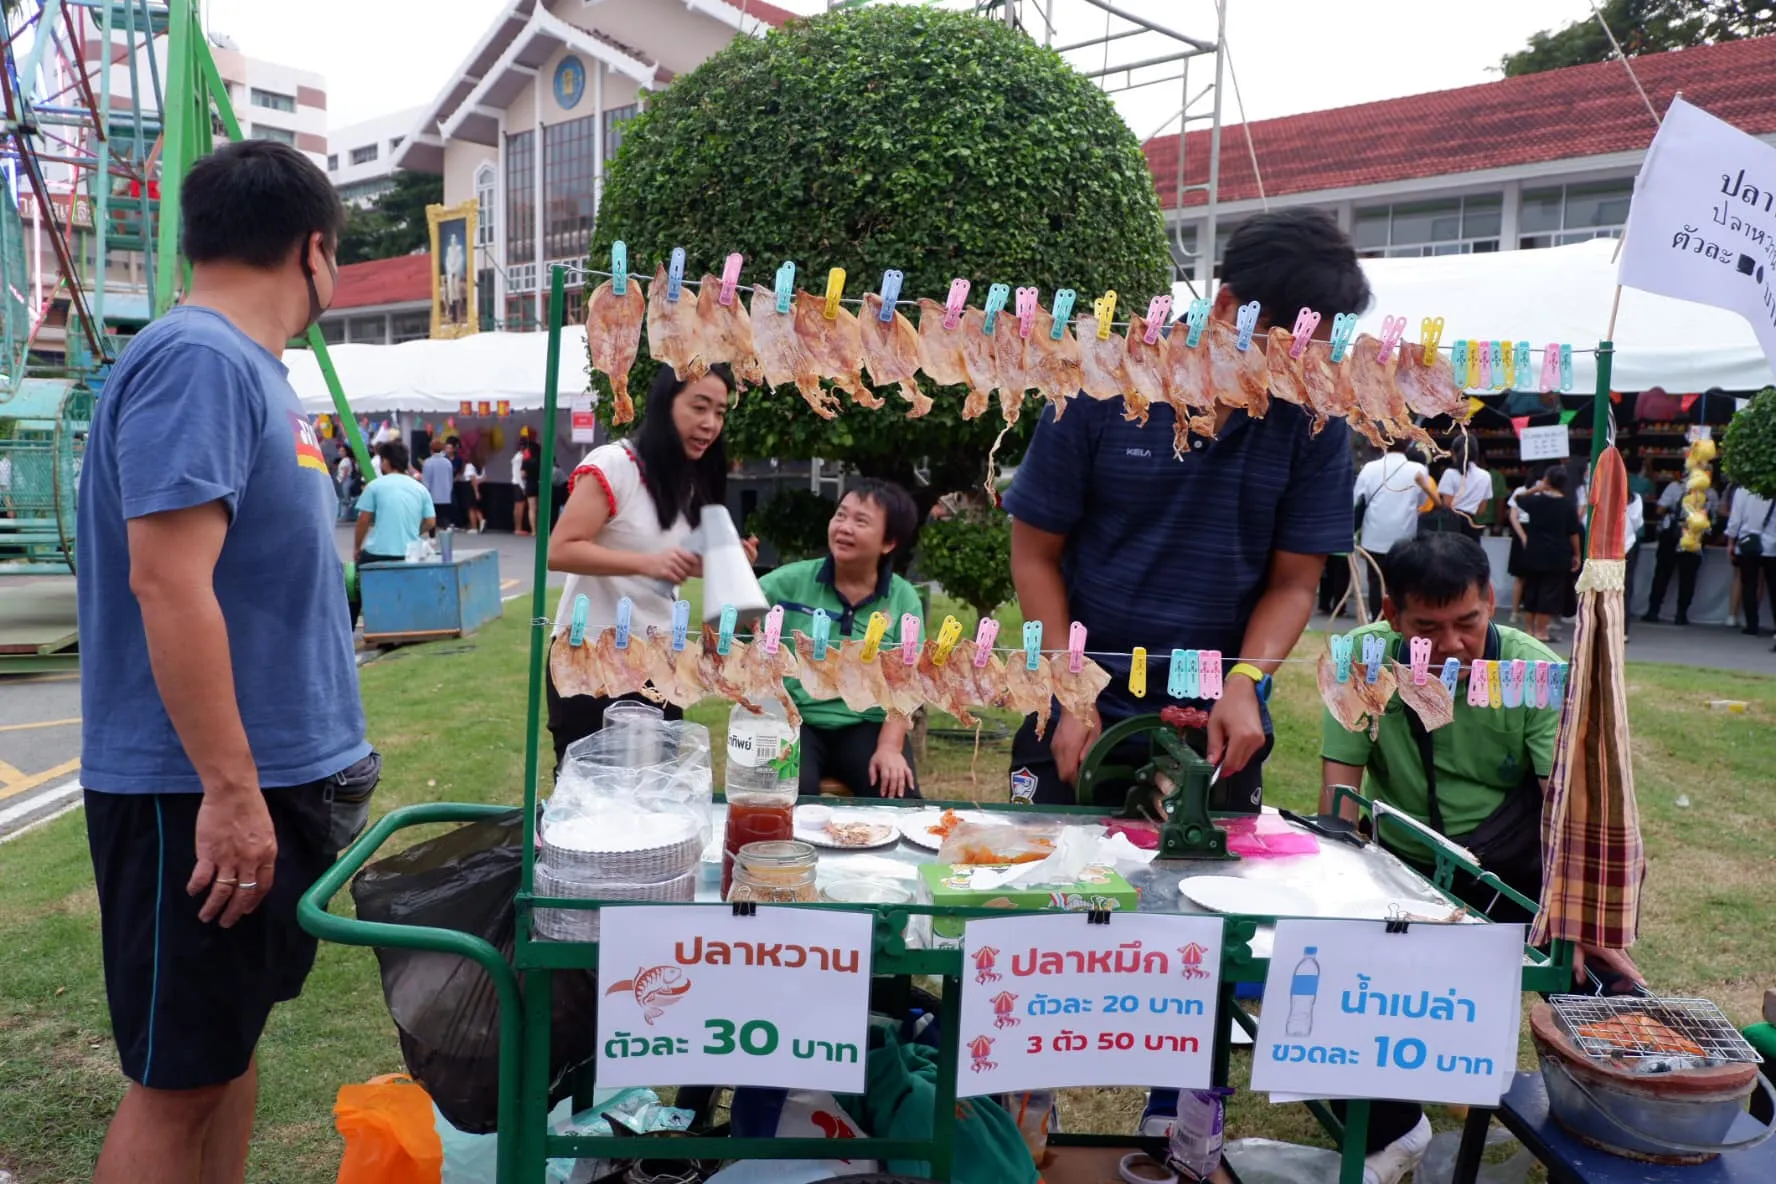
793, 805, 901, 851
897, 806, 994, 851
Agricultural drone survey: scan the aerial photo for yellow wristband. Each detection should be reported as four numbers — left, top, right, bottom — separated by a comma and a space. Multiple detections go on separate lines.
1228, 662, 1266, 685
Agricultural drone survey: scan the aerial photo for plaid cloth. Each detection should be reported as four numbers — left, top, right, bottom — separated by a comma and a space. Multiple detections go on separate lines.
1530, 449, 1645, 949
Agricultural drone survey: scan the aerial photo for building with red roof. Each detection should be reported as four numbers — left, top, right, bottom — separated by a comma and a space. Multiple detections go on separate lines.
318, 254, 434, 345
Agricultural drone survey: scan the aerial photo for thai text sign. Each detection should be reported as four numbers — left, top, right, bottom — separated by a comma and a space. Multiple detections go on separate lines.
1250, 919, 1524, 1106
957, 913, 1224, 1097
1518, 424, 1570, 462
595, 905, 873, 1092
570, 396, 597, 443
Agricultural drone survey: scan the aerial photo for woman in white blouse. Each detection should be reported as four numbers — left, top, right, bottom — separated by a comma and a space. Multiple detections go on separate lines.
1437, 437, 1492, 540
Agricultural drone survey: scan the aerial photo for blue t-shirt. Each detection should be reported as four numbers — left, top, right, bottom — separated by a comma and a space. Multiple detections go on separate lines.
421, 453, 455, 506
355, 472, 435, 557
76, 306, 370, 794
1003, 397, 1354, 722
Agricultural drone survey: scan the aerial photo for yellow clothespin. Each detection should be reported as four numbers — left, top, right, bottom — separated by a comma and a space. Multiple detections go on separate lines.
860, 610, 888, 662
1421, 317, 1444, 365
932, 616, 963, 666
1501, 339, 1516, 390
1094, 291, 1117, 340
824, 268, 846, 320
1485, 660, 1503, 709
1464, 340, 1481, 389
1129, 646, 1147, 698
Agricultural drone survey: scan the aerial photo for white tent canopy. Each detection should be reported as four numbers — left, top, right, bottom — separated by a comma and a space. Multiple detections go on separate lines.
1173, 238, 1775, 394
288, 325, 589, 414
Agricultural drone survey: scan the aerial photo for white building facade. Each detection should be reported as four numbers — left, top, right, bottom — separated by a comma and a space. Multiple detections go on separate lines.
328, 107, 427, 206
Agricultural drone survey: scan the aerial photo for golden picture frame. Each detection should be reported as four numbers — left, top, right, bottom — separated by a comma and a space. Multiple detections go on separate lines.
427, 198, 479, 340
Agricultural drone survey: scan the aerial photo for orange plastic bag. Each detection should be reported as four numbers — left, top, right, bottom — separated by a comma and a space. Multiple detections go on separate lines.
334, 1073, 444, 1184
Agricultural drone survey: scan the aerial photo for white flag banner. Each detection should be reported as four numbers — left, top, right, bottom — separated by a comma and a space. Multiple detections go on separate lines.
1617, 97, 1776, 374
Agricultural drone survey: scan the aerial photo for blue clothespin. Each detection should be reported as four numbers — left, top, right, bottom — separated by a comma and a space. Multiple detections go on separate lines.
1331, 634, 1354, 684
1329, 312, 1358, 363
667, 247, 686, 302
717, 604, 737, 655
1235, 300, 1262, 351
1440, 657, 1462, 698
1549, 662, 1568, 709
1049, 289, 1077, 339
611, 241, 628, 297
1167, 649, 1189, 698
1183, 650, 1201, 699
812, 608, 832, 662
671, 599, 691, 652
1184, 298, 1212, 348
878, 269, 903, 321
774, 261, 796, 314
1501, 658, 1524, 708
1022, 621, 1042, 671
1513, 342, 1532, 390
1361, 634, 1386, 684
569, 593, 590, 647
1559, 345, 1574, 392
1449, 340, 1468, 387
615, 596, 633, 650
983, 283, 1011, 335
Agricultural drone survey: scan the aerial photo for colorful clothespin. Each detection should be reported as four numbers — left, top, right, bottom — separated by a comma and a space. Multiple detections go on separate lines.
1467, 662, 1490, 708
611, 241, 629, 296
983, 283, 1010, 335
1479, 341, 1495, 390
1440, 657, 1462, 699
1200, 651, 1223, 700
1485, 659, 1503, 708
1465, 340, 1482, 390
974, 618, 1000, 668
1450, 340, 1469, 388
823, 268, 846, 320
1184, 298, 1212, 349
1377, 315, 1407, 363
762, 604, 784, 655
860, 611, 888, 662
1289, 307, 1322, 359
1183, 649, 1202, 698
719, 252, 744, 307
901, 613, 921, 665
1129, 646, 1147, 698
1050, 289, 1076, 340
1330, 312, 1358, 363
1022, 621, 1042, 672
1094, 291, 1118, 340
812, 607, 832, 661
1362, 634, 1386, 684
944, 278, 972, 331
1540, 342, 1561, 393
932, 616, 963, 666
1235, 300, 1262, 351
1066, 621, 1087, 674
1502, 658, 1527, 708
1549, 662, 1568, 709
775, 261, 796, 314
1408, 637, 1431, 686
1331, 634, 1354, 684
615, 596, 633, 649
718, 604, 738, 655
671, 598, 691, 652
878, 269, 903, 321
1533, 660, 1551, 709
667, 247, 686, 302
1559, 345, 1573, 392
1421, 317, 1445, 364
1015, 286, 1040, 339
569, 593, 590, 647
1493, 341, 1508, 390
1500, 340, 1517, 391
1514, 342, 1532, 389
1144, 295, 1172, 344
1167, 649, 1189, 698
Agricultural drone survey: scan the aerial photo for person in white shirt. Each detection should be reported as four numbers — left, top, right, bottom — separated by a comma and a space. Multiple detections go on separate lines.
1726, 485, 1776, 643
1354, 446, 1438, 613
510, 445, 531, 536
1644, 476, 1721, 625
462, 458, 484, 532
1622, 480, 1645, 642
1436, 437, 1492, 540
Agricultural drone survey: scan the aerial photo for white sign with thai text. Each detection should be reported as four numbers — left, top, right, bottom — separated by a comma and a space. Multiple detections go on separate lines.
570, 396, 597, 444
1251, 920, 1524, 1106
595, 905, 873, 1092
1518, 424, 1571, 462
957, 913, 1224, 1098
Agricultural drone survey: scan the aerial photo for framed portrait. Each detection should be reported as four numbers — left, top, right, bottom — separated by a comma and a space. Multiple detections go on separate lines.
427, 199, 479, 340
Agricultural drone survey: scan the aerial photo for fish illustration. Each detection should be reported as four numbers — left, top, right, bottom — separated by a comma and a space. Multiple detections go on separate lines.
605, 964, 693, 1025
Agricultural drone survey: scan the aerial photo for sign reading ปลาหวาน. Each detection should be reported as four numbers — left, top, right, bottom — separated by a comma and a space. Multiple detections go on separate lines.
956, 913, 1225, 1098
1249, 919, 1524, 1106
594, 905, 874, 1093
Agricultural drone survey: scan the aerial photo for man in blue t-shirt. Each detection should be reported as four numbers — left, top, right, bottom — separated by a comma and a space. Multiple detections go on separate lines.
1004, 208, 1369, 812
75, 141, 376, 1182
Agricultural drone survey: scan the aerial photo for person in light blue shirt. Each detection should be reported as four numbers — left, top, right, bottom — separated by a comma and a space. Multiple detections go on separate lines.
352, 438, 436, 564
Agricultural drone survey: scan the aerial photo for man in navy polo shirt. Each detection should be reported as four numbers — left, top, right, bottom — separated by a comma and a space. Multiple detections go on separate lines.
1004, 208, 1369, 809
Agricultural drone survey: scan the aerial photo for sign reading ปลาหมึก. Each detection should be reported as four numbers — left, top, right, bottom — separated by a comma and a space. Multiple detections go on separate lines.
1250, 919, 1524, 1107
956, 913, 1225, 1098
594, 905, 874, 1093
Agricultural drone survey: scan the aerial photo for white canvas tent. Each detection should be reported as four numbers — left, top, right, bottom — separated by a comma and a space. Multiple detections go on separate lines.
286, 325, 590, 414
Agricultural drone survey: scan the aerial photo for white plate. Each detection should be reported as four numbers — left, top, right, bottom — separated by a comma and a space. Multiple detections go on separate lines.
792, 812, 901, 851
1179, 875, 1317, 918
896, 807, 993, 851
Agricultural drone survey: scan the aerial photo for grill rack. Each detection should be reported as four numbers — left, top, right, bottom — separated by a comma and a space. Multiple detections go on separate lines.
1549, 993, 1762, 1064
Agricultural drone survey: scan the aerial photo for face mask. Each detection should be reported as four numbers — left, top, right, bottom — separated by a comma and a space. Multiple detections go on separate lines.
299, 239, 338, 333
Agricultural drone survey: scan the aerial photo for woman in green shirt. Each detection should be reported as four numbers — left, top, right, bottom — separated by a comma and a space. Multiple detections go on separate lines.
758, 479, 924, 797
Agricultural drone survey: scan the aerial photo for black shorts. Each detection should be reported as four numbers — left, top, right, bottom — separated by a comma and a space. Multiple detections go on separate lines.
1007, 709, 1271, 813
798, 720, 921, 799
85, 776, 358, 1090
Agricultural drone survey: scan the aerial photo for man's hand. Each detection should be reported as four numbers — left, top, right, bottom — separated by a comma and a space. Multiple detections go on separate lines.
1576, 944, 1646, 992
869, 746, 916, 799
1051, 706, 1101, 785
189, 786, 277, 927
1208, 677, 1266, 774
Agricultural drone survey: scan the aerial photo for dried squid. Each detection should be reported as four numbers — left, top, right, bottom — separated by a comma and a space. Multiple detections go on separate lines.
1204, 318, 1270, 418
1162, 328, 1220, 452
725, 633, 802, 726
749, 286, 834, 418
694, 275, 764, 389
1264, 327, 1312, 413
1120, 313, 1168, 426
793, 291, 879, 409
1299, 342, 1348, 435
1391, 661, 1454, 732
792, 631, 846, 703
1003, 655, 1055, 739
1075, 315, 1133, 404
585, 277, 646, 425
915, 298, 972, 391
1318, 652, 1396, 739
914, 642, 980, 727
957, 308, 1006, 421
646, 264, 705, 381
833, 640, 893, 715
993, 314, 1042, 426
876, 650, 928, 723
1021, 308, 1085, 419
1394, 343, 1468, 422
1342, 334, 1397, 448
860, 293, 932, 417
1049, 655, 1111, 723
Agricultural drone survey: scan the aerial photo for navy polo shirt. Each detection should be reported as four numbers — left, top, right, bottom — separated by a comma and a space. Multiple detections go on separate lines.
1003, 397, 1354, 723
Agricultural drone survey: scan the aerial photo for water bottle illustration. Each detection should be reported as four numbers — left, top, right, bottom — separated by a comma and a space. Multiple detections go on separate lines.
1285, 946, 1320, 1037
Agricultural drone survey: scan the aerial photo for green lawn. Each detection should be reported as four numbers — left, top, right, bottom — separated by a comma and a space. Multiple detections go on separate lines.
0, 600, 1771, 1181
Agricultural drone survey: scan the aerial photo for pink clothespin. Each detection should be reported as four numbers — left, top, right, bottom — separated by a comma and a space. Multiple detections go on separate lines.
1408, 637, 1431, 686
973, 618, 999, 668
761, 604, 783, 655
718, 252, 744, 307
1466, 663, 1490, 708
1377, 315, 1407, 363
1015, 286, 1040, 340
1143, 295, 1172, 344
900, 613, 921, 665
1066, 622, 1087, 674
1533, 660, 1551, 709
1539, 343, 1562, 393
1289, 307, 1321, 359
943, 278, 971, 330
1200, 651, 1223, 700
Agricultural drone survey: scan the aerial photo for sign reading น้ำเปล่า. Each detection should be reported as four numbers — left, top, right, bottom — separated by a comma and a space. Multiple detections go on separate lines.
594, 905, 874, 1094
1250, 919, 1525, 1107
956, 913, 1225, 1098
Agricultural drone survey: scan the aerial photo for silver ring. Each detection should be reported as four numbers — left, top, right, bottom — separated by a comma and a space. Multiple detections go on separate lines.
238, 881, 259, 891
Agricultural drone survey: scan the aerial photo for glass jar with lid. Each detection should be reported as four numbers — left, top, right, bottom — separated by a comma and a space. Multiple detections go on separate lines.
727, 840, 818, 903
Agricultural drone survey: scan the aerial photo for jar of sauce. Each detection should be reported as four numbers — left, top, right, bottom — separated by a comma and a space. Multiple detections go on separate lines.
728, 840, 818, 903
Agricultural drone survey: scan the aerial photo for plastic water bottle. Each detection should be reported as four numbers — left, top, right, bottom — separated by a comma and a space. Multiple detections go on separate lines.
439, 525, 454, 563
721, 699, 800, 897
1165, 1088, 1231, 1182
1286, 946, 1320, 1037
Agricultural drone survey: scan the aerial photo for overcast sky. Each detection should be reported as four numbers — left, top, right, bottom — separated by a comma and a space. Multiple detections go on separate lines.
205, 0, 1604, 135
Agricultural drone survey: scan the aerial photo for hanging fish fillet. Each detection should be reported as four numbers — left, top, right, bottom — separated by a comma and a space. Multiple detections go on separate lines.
1049, 655, 1111, 723
646, 264, 705, 380
1121, 313, 1167, 426
1204, 318, 1270, 418
793, 291, 879, 409
585, 278, 646, 425
957, 308, 1004, 421
749, 286, 836, 418
1162, 327, 1220, 453
860, 293, 932, 417
1394, 344, 1468, 422
694, 275, 764, 390
1075, 315, 1133, 404
915, 298, 971, 390
1391, 661, 1455, 731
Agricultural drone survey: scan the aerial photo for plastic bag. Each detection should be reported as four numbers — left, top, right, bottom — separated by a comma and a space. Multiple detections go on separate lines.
350, 811, 602, 1134
936, 821, 1058, 866
335, 1074, 444, 1184
730, 1089, 879, 1175
551, 720, 714, 845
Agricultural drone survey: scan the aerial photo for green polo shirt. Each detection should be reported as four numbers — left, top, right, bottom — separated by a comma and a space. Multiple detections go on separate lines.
1319, 621, 1560, 862
759, 557, 925, 731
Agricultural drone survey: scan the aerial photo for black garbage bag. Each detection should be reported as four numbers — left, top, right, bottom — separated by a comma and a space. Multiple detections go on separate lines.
351, 809, 601, 1133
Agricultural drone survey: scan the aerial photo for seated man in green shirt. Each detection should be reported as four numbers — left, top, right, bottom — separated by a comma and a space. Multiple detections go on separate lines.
758, 479, 924, 798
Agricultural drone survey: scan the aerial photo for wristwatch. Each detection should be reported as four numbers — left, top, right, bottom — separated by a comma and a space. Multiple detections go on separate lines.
1227, 662, 1273, 703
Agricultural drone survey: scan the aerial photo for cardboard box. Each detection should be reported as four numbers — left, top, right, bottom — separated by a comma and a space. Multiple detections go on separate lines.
917, 863, 1139, 948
